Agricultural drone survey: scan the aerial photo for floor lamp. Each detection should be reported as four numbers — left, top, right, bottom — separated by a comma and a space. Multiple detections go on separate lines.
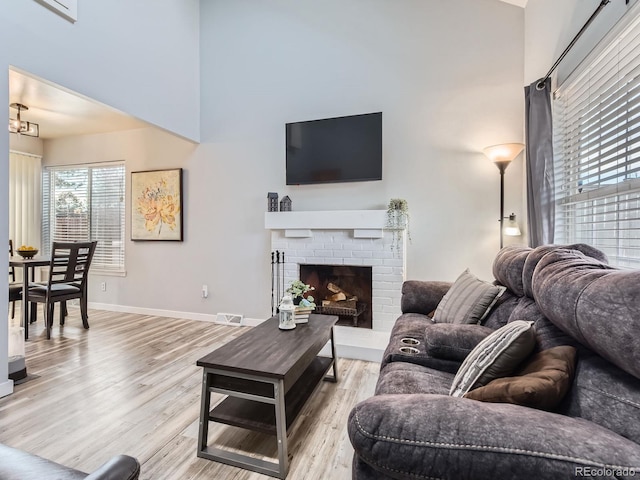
482, 143, 524, 248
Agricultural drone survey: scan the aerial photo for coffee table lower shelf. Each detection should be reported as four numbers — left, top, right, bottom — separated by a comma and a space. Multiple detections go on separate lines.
208, 356, 334, 435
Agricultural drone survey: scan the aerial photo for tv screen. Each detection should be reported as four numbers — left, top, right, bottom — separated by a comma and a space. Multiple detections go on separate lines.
286, 112, 382, 185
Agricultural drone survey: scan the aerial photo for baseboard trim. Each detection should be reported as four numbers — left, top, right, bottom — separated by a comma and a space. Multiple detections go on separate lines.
89, 302, 220, 323
87, 303, 386, 362
0, 380, 14, 398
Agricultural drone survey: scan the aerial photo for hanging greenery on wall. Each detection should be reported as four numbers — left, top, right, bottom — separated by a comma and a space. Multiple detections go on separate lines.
386, 198, 410, 251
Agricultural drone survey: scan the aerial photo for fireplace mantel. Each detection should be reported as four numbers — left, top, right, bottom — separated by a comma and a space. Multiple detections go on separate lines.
264, 210, 388, 238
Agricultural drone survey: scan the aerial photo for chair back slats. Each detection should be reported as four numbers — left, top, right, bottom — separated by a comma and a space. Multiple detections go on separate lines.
48, 241, 97, 288
9, 239, 16, 281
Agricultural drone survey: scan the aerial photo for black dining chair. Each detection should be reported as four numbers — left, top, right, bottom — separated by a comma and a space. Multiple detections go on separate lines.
25, 241, 97, 339
8, 240, 22, 320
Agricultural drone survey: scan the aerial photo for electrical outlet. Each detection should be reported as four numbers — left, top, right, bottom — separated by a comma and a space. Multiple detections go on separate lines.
101, 282, 106, 292
202, 285, 208, 298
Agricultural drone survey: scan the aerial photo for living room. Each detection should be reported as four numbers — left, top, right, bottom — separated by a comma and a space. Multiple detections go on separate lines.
3, 0, 639, 479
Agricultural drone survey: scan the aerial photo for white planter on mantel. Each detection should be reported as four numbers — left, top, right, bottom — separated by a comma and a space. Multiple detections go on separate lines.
264, 210, 387, 238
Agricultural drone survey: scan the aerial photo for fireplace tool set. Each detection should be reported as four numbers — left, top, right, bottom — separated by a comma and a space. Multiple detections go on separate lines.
271, 250, 285, 316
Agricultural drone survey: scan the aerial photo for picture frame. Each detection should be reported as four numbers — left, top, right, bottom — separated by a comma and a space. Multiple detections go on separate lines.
131, 168, 183, 241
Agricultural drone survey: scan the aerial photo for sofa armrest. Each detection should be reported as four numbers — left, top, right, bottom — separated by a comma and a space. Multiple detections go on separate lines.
424, 323, 495, 361
349, 394, 640, 480
400, 281, 451, 315
85, 455, 140, 480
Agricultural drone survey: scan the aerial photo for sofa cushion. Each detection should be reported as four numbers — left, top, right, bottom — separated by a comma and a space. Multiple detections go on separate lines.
400, 280, 452, 315
349, 394, 640, 480
482, 290, 519, 330
424, 323, 494, 361
532, 248, 640, 380
433, 269, 506, 324
507, 297, 577, 352
450, 320, 536, 397
387, 312, 433, 337
563, 351, 640, 445
523, 243, 608, 298
464, 345, 576, 410
375, 362, 453, 396
493, 245, 531, 296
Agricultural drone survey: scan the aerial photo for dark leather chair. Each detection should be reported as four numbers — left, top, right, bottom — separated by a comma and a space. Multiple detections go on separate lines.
8, 240, 21, 320
0, 443, 140, 480
25, 241, 97, 339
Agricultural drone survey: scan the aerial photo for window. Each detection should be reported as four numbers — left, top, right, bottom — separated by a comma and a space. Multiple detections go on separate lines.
553, 11, 640, 267
42, 162, 125, 274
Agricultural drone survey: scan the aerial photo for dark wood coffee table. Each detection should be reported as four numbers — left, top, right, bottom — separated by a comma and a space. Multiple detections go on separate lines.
196, 314, 339, 479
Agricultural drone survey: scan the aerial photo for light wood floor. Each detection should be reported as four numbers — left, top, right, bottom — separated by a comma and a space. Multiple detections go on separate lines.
1, 308, 380, 479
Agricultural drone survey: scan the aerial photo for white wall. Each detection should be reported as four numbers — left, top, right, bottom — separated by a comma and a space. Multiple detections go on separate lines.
41, 0, 526, 324
524, 0, 639, 86
7, 1, 636, 393
1, 1, 200, 396
9, 136, 44, 157
1, 1, 200, 141
198, 0, 525, 319
3, 2, 527, 384
43, 128, 201, 314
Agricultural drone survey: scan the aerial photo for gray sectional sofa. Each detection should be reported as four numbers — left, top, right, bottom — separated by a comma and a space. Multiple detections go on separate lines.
0, 443, 139, 480
348, 244, 640, 479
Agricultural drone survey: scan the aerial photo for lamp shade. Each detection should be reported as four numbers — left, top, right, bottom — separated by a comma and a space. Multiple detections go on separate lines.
482, 143, 524, 166
504, 213, 521, 237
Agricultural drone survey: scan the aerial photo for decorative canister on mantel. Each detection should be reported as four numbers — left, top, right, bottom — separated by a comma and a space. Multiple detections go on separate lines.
278, 295, 296, 330
267, 192, 279, 212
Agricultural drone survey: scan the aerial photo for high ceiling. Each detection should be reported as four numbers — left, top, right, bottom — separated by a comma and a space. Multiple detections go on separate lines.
8, 0, 525, 141
8, 68, 149, 140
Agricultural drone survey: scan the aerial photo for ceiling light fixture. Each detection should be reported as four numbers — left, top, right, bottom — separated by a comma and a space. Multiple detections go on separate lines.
8, 103, 39, 137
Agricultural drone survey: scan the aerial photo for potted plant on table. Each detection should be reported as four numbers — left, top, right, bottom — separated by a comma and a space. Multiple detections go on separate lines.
286, 280, 316, 307
286, 280, 316, 324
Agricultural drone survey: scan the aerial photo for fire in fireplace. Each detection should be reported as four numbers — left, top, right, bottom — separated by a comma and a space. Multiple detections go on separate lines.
299, 264, 372, 329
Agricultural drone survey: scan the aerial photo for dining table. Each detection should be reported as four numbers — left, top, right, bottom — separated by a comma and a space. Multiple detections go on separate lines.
9, 256, 50, 339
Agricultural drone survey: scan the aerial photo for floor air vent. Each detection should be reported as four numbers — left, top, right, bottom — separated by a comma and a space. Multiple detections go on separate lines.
215, 313, 244, 326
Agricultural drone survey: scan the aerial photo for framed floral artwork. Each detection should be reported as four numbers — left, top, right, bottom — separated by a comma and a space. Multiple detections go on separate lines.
131, 168, 183, 241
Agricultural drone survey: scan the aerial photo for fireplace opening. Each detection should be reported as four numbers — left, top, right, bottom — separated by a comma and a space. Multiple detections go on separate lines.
300, 264, 372, 329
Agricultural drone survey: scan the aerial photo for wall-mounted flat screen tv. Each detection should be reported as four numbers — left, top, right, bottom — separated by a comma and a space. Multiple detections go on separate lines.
286, 112, 382, 185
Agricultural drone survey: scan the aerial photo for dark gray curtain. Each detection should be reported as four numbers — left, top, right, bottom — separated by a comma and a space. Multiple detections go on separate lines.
525, 77, 554, 247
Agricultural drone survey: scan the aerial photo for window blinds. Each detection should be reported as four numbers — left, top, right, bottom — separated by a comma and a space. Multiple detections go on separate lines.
553, 10, 640, 267
9, 151, 42, 252
42, 163, 125, 273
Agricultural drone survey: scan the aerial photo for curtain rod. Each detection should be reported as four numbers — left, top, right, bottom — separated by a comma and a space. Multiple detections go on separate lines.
536, 0, 612, 90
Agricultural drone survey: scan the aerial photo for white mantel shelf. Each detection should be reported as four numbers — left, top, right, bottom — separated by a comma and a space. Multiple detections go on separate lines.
265, 210, 388, 238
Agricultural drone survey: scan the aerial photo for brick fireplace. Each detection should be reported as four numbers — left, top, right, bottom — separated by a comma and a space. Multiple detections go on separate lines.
265, 210, 406, 333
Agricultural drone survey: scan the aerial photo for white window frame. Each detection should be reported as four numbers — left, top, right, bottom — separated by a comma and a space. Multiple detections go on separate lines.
42, 161, 126, 275
553, 5, 640, 268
